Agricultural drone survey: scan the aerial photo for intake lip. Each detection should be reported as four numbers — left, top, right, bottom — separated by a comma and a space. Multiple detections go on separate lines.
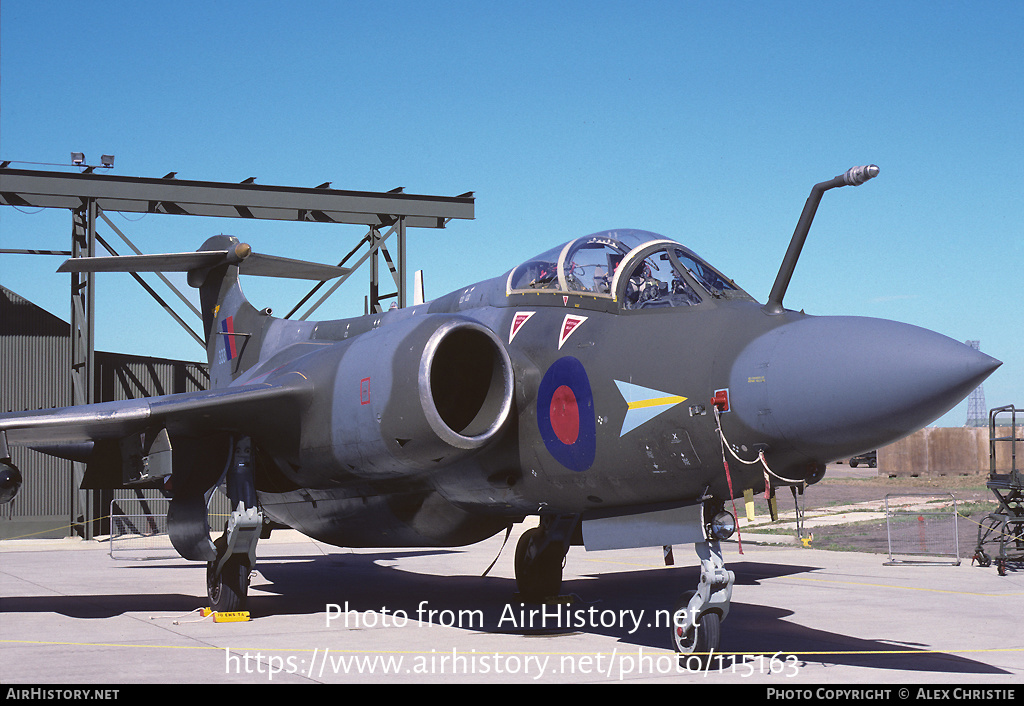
418, 320, 515, 450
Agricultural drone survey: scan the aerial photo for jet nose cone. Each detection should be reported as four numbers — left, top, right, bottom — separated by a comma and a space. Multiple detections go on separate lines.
729, 316, 1001, 460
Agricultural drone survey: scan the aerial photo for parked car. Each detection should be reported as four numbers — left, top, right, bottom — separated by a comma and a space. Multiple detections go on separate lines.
849, 450, 877, 468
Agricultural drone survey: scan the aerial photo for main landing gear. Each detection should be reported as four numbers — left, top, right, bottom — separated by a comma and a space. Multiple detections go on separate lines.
206, 437, 263, 612
206, 505, 262, 611
514, 515, 577, 602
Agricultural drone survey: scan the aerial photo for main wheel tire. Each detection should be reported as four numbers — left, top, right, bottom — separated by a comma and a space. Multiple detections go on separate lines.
514, 527, 564, 601
207, 537, 251, 612
671, 590, 721, 667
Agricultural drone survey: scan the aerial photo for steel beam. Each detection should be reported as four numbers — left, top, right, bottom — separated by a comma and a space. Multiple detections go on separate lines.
2, 166, 474, 539
0, 168, 474, 228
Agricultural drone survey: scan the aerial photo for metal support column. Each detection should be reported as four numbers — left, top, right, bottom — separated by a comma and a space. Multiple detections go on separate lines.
370, 219, 406, 312
370, 227, 381, 314
70, 200, 98, 539
397, 217, 407, 309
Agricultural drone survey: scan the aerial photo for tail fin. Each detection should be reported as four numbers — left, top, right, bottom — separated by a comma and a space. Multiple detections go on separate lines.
58, 235, 346, 386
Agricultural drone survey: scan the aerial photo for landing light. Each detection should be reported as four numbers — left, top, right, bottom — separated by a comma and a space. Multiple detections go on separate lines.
709, 510, 736, 541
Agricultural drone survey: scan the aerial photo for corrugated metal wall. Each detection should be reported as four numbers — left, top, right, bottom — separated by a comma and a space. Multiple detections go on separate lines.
96, 351, 209, 401
1, 285, 224, 540
0, 287, 72, 537
97, 350, 231, 541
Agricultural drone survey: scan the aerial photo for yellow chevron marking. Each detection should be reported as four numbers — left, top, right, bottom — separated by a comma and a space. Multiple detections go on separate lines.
626, 395, 687, 410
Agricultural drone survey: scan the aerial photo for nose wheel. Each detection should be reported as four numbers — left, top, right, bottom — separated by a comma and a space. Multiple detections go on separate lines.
672, 589, 721, 658
670, 539, 733, 665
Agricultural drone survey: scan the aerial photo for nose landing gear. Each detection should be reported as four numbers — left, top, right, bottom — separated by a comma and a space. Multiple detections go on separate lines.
670, 538, 734, 665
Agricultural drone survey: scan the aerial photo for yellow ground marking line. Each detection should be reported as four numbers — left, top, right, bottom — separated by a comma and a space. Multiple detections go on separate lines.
2, 639, 1022, 658
784, 575, 1024, 598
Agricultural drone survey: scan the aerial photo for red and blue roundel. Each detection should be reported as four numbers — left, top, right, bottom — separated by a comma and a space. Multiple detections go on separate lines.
537, 356, 596, 472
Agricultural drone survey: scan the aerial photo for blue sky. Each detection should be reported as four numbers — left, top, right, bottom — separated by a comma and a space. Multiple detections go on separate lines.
1, 1, 1020, 427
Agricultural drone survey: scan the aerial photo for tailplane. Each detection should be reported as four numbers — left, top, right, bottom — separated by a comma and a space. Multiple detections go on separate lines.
57, 235, 346, 385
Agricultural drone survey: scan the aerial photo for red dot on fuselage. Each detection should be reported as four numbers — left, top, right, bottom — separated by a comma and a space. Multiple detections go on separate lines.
550, 385, 580, 445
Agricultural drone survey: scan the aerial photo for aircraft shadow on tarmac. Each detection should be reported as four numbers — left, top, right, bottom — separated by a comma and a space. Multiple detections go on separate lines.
1, 548, 1007, 676
0, 589, 205, 620
251, 550, 1009, 676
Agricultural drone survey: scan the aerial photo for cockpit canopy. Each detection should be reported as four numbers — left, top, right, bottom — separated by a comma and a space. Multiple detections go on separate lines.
507, 229, 749, 309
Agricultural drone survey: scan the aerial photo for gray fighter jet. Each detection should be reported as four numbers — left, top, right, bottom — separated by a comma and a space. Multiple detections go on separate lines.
0, 166, 1000, 658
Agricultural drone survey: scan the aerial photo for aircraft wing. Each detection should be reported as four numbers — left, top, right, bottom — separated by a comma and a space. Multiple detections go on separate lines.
0, 377, 311, 447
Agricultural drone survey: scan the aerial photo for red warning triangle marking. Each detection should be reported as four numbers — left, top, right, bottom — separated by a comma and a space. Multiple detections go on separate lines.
558, 314, 588, 349
509, 311, 535, 343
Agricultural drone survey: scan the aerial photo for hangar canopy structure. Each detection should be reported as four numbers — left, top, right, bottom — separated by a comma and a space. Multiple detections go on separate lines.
0, 164, 474, 538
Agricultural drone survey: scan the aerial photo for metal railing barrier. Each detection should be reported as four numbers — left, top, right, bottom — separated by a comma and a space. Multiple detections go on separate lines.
884, 493, 960, 566
109, 497, 176, 559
